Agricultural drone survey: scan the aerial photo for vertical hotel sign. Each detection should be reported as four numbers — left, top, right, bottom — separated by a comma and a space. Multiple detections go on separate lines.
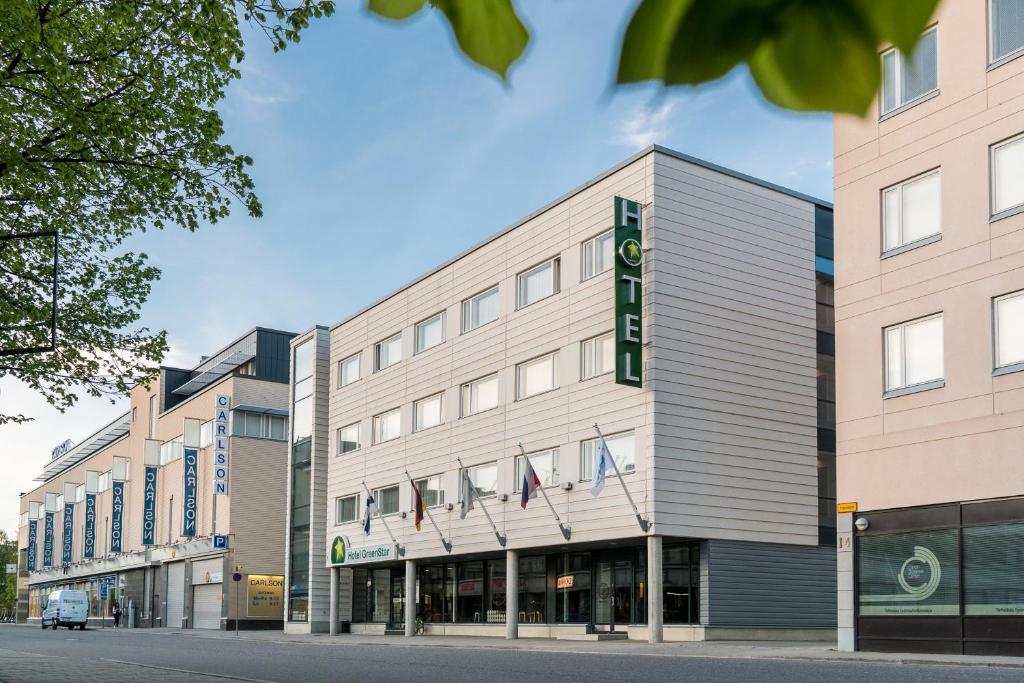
183, 447, 198, 537
83, 494, 96, 558
614, 196, 643, 387
214, 394, 230, 495
62, 502, 74, 563
26, 519, 37, 571
42, 512, 54, 567
142, 466, 157, 545
110, 480, 124, 553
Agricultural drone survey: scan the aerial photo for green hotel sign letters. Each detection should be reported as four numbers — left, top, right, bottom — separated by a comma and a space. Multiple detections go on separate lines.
614, 196, 643, 388
329, 536, 395, 565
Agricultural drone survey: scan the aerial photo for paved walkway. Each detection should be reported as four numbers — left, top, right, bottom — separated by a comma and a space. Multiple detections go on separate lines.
0, 647, 244, 682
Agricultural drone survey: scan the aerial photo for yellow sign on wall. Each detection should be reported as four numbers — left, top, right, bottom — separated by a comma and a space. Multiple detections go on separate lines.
247, 575, 284, 618
836, 502, 858, 513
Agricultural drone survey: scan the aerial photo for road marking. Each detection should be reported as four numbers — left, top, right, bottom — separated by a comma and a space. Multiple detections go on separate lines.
101, 658, 278, 682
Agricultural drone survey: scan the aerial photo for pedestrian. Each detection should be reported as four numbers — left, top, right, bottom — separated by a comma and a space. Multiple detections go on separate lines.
112, 601, 122, 628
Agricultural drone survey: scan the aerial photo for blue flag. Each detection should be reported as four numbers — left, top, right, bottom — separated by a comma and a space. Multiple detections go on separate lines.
363, 494, 376, 535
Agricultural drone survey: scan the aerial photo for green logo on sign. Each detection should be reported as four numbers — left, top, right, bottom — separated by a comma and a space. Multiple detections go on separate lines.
331, 536, 346, 565
619, 238, 643, 267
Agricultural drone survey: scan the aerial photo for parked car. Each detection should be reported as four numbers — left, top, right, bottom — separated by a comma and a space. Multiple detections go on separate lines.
40, 590, 88, 630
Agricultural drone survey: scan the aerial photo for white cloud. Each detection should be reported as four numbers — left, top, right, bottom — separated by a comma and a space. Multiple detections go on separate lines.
615, 101, 677, 150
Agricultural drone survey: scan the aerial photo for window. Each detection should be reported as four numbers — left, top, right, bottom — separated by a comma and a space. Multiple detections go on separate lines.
462, 286, 499, 333
881, 27, 938, 116
199, 420, 213, 448
232, 411, 288, 440
466, 462, 498, 498
581, 231, 614, 280
335, 495, 358, 524
374, 333, 402, 371
373, 408, 401, 444
373, 485, 400, 515
580, 431, 636, 480
460, 374, 499, 417
413, 475, 445, 508
514, 448, 559, 490
992, 134, 1024, 216
882, 171, 940, 253
995, 290, 1024, 369
415, 312, 446, 353
337, 423, 360, 454
159, 435, 183, 465
963, 522, 1024, 615
516, 352, 558, 400
413, 393, 444, 432
858, 529, 960, 616
580, 332, 615, 380
884, 314, 944, 393
516, 258, 560, 309
991, 0, 1024, 64
338, 353, 361, 387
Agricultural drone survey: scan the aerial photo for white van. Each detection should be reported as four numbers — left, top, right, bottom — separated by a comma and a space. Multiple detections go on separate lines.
41, 590, 89, 630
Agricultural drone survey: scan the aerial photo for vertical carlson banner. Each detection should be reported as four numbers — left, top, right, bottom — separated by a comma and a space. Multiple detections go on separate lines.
142, 466, 157, 546
182, 447, 198, 537
110, 480, 125, 553
83, 494, 96, 559
614, 196, 644, 388
26, 519, 37, 571
62, 502, 74, 564
214, 394, 230, 495
42, 512, 54, 567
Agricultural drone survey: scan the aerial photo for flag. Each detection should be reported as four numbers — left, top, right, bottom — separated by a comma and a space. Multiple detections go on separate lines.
520, 458, 541, 509
591, 437, 611, 496
412, 484, 426, 531
363, 493, 376, 535
459, 469, 475, 520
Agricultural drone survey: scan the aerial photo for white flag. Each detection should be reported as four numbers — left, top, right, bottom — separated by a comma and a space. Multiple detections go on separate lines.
459, 469, 475, 520
591, 437, 611, 496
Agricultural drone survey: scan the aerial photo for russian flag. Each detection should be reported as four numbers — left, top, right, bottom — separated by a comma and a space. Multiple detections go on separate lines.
521, 458, 542, 509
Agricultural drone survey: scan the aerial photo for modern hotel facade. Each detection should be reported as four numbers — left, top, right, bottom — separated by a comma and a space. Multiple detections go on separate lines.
834, 1, 1024, 655
285, 146, 838, 641
16, 328, 294, 630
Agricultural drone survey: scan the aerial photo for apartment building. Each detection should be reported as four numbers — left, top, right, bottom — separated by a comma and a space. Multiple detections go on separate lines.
16, 328, 295, 630
834, 0, 1024, 655
285, 145, 837, 641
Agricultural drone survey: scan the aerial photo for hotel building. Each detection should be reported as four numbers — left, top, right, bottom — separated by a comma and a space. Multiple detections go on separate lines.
285, 145, 838, 641
16, 328, 295, 630
834, 1, 1024, 655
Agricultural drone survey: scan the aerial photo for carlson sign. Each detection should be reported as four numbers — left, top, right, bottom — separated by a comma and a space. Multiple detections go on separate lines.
110, 480, 125, 553
182, 447, 198, 537
26, 520, 37, 571
51, 439, 73, 460
614, 196, 643, 388
83, 494, 96, 559
142, 466, 157, 545
214, 394, 230, 495
42, 512, 54, 567
62, 502, 74, 564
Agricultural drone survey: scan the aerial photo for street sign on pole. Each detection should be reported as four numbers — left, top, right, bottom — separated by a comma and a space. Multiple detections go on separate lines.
4, 564, 16, 574
213, 534, 229, 550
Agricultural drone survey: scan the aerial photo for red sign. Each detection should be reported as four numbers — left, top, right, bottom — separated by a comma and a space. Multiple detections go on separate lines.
557, 575, 574, 589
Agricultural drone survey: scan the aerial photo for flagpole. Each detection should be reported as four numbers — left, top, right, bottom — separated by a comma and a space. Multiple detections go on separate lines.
593, 423, 650, 532
361, 481, 404, 555
456, 458, 507, 547
517, 444, 571, 540
403, 471, 452, 553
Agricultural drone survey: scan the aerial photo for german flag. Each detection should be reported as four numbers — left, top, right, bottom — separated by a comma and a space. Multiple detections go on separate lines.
413, 483, 426, 531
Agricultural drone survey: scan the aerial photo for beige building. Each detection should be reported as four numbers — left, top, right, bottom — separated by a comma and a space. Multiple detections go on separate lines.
16, 328, 295, 630
834, 0, 1024, 655
286, 146, 838, 642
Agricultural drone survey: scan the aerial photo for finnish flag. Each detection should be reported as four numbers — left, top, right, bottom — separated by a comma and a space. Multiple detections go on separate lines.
363, 493, 376, 535
590, 437, 612, 497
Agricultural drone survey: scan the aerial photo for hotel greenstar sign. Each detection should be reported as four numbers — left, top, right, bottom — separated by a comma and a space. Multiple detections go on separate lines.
329, 536, 396, 566
615, 196, 643, 388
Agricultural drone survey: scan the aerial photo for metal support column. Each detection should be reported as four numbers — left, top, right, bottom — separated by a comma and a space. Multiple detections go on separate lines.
646, 535, 663, 643
506, 549, 519, 640
329, 566, 339, 636
405, 559, 416, 637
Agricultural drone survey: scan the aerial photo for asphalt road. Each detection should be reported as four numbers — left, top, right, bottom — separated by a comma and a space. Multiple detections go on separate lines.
1, 626, 1023, 683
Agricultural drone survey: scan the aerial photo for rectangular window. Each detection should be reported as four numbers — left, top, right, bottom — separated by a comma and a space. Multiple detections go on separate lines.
858, 529, 961, 615
580, 431, 636, 481
374, 333, 402, 372
460, 374, 499, 417
992, 133, 1024, 215
414, 312, 446, 354
581, 230, 614, 280
413, 475, 445, 508
466, 462, 498, 498
884, 314, 944, 392
882, 170, 940, 253
462, 286, 499, 333
199, 420, 213, 448
963, 522, 1024, 615
232, 412, 288, 440
881, 27, 938, 116
580, 332, 615, 380
335, 495, 358, 524
514, 448, 559, 490
413, 393, 443, 432
339, 353, 361, 387
373, 485, 400, 516
516, 352, 558, 400
372, 409, 401, 444
991, 0, 1024, 64
995, 290, 1024, 369
516, 258, 560, 309
337, 423, 360, 454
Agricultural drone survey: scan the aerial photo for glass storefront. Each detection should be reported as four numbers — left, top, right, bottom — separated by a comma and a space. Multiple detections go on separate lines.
288, 340, 313, 622
858, 529, 961, 616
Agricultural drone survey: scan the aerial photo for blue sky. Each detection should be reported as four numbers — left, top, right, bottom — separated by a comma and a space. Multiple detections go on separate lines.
0, 0, 832, 534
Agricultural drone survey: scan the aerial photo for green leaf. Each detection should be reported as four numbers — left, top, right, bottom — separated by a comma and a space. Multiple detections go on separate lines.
431, 0, 528, 79
617, 0, 694, 83
368, 0, 426, 21
853, 0, 940, 54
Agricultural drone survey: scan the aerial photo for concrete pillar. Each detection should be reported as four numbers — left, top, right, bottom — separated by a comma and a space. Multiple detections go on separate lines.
329, 566, 339, 635
837, 512, 855, 651
405, 559, 416, 637
646, 535, 663, 643
505, 549, 519, 640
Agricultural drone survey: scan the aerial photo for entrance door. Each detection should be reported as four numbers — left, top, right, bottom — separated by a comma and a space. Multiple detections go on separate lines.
390, 572, 405, 628
593, 556, 633, 627
165, 562, 185, 628
192, 584, 221, 630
